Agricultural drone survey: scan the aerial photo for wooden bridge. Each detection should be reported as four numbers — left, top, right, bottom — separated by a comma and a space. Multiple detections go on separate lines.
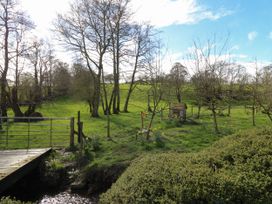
0, 113, 85, 194
0, 148, 52, 193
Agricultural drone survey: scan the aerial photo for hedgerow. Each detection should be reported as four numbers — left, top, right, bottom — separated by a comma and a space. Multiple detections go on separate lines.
100, 128, 272, 203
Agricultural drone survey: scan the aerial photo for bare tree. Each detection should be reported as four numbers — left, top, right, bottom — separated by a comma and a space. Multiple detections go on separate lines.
25, 39, 44, 103
108, 0, 131, 114
168, 62, 188, 103
41, 42, 55, 99
0, 0, 34, 117
190, 38, 230, 133
144, 41, 164, 140
123, 24, 155, 112
225, 63, 245, 116
256, 65, 272, 122
55, 0, 114, 118
8, 14, 34, 117
246, 62, 261, 126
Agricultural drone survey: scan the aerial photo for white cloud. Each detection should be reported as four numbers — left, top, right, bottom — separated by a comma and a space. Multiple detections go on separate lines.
21, 0, 233, 36
248, 31, 258, 41
21, 0, 71, 38
238, 61, 270, 75
131, 0, 233, 27
269, 32, 272, 39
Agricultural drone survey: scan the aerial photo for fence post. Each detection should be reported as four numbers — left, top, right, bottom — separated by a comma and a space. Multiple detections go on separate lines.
77, 111, 81, 143
6, 118, 9, 149
27, 118, 30, 149
79, 122, 83, 150
49, 118, 53, 147
0, 110, 2, 131
70, 117, 75, 148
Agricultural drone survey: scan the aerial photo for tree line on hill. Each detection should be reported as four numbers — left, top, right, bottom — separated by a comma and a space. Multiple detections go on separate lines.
0, 0, 271, 136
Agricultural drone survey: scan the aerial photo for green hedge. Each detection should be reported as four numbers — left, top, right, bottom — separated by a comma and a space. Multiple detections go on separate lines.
100, 128, 272, 203
0, 197, 31, 204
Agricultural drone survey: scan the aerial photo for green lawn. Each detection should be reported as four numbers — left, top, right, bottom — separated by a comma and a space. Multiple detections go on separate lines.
0, 85, 271, 167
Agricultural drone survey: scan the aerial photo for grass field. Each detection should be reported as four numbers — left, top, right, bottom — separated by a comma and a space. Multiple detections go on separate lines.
0, 85, 271, 166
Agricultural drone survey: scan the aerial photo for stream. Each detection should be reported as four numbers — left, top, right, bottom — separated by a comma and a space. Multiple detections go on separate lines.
0, 167, 98, 204
37, 191, 96, 204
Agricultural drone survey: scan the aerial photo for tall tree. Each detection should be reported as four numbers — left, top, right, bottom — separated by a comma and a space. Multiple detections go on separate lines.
0, 0, 33, 117
190, 38, 229, 133
123, 24, 155, 112
145, 41, 164, 140
55, 0, 114, 117
256, 65, 272, 122
26, 39, 44, 103
168, 62, 188, 103
225, 63, 245, 116
52, 60, 71, 97
108, 0, 131, 114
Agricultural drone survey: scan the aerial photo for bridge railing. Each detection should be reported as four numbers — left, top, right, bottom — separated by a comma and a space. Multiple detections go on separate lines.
0, 117, 75, 150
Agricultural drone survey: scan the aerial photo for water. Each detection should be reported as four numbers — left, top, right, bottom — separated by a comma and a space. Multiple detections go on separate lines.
38, 191, 96, 204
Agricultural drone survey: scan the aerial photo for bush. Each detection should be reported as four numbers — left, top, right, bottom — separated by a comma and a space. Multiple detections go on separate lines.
0, 197, 31, 204
100, 128, 272, 203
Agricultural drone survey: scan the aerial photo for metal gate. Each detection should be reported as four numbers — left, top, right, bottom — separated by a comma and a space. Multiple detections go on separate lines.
0, 117, 75, 150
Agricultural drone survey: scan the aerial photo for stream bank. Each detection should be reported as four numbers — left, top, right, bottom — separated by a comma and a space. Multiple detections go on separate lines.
0, 149, 129, 203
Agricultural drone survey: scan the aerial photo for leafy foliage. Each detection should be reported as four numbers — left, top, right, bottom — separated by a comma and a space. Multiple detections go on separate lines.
0, 197, 31, 204
100, 128, 272, 203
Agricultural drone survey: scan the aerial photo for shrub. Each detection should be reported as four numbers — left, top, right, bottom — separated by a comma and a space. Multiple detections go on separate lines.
0, 197, 31, 204
100, 128, 272, 203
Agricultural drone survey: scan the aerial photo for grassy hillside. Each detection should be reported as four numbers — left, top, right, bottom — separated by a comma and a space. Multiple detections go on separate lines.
0, 84, 271, 167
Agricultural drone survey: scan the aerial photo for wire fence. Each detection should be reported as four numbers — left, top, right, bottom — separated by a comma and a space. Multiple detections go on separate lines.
0, 117, 74, 150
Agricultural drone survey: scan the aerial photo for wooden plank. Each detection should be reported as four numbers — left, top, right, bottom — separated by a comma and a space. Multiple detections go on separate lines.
0, 148, 51, 193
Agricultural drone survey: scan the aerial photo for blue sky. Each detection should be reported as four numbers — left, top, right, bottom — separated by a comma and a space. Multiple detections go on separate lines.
21, 0, 272, 72
156, 0, 272, 65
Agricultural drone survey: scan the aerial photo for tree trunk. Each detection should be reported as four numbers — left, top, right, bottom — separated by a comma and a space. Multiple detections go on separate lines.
24, 104, 36, 117
87, 100, 93, 115
106, 110, 110, 139
123, 53, 139, 112
102, 70, 110, 116
91, 71, 101, 118
9, 88, 24, 118
116, 56, 120, 113
0, 11, 9, 118
146, 95, 161, 140
111, 28, 120, 115
176, 89, 181, 103
146, 110, 156, 140
252, 99, 256, 126
211, 103, 219, 133
123, 86, 133, 113
92, 88, 100, 117
0, 82, 8, 118
108, 91, 114, 113
196, 103, 201, 119
227, 103, 231, 117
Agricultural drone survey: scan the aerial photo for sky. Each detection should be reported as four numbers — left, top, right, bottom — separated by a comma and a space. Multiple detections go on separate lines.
20, 0, 272, 73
